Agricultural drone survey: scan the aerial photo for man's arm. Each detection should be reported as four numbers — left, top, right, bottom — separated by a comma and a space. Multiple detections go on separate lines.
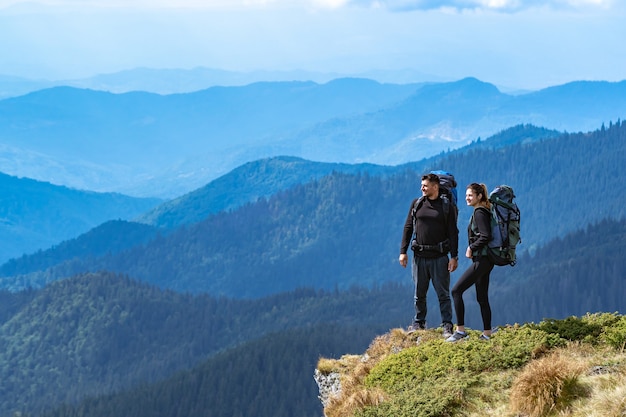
447, 201, 459, 272
447, 203, 459, 259
399, 200, 416, 267
400, 200, 416, 255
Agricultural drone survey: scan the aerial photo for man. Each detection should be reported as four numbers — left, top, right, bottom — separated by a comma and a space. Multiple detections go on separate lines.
399, 173, 459, 338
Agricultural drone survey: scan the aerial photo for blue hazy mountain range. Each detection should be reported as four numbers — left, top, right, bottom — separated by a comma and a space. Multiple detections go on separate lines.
0, 67, 449, 99
2, 121, 624, 297
1, 77, 624, 198
0, 78, 421, 197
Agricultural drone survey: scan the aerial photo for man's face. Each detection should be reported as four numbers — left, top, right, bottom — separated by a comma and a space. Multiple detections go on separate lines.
421, 179, 439, 199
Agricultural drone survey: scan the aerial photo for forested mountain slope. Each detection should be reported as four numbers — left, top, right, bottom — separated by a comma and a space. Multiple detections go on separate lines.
39, 325, 370, 417
0, 272, 410, 416
0, 124, 561, 280
0, 124, 554, 269
0, 172, 161, 263
136, 124, 561, 229
27, 218, 626, 417
0, 220, 160, 279
2, 121, 624, 297
137, 155, 397, 229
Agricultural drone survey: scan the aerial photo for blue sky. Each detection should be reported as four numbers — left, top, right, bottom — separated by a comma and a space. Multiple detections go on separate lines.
0, 0, 624, 89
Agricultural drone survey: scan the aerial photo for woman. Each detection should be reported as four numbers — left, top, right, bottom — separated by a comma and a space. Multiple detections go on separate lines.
446, 183, 494, 342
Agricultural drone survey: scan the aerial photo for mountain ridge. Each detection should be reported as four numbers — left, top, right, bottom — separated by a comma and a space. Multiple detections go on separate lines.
2, 77, 625, 197
0, 67, 447, 99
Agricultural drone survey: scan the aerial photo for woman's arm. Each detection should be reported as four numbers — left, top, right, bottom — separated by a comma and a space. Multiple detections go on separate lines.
469, 207, 492, 252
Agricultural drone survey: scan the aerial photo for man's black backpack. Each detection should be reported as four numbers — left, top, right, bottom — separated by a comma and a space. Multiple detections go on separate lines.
486, 185, 521, 266
430, 170, 458, 208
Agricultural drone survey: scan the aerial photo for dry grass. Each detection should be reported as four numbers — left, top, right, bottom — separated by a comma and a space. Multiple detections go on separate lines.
323, 351, 388, 417
318, 327, 420, 417
461, 369, 519, 417
325, 386, 387, 417
586, 382, 626, 417
365, 327, 417, 358
317, 354, 362, 375
574, 361, 626, 417
509, 349, 589, 417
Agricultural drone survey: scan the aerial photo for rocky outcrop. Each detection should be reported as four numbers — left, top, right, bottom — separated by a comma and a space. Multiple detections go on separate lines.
313, 369, 341, 410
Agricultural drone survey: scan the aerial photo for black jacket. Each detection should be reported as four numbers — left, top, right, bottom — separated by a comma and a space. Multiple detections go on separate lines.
400, 195, 459, 258
469, 206, 492, 255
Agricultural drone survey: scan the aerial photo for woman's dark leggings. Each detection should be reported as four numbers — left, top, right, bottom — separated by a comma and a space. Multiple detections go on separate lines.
451, 256, 494, 330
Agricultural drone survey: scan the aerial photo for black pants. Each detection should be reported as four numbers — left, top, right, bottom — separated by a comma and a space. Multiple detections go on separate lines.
451, 256, 494, 330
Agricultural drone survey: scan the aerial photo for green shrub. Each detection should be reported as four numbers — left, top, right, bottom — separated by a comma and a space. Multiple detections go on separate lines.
357, 373, 476, 417
359, 325, 563, 417
531, 313, 621, 344
602, 315, 626, 351
488, 326, 565, 368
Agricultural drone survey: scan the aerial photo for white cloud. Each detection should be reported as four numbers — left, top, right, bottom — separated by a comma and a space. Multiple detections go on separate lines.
346, 0, 617, 12
316, 0, 352, 8
0, 0, 349, 10
0, 0, 618, 11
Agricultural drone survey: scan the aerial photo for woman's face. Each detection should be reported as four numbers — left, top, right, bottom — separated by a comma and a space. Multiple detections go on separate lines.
465, 188, 481, 207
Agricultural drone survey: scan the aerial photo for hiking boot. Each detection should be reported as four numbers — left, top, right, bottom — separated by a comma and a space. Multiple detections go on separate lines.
479, 334, 491, 341
445, 331, 469, 343
442, 322, 454, 338
407, 321, 426, 334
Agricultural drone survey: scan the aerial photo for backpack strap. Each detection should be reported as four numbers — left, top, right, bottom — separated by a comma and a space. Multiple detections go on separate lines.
440, 194, 450, 226
411, 194, 451, 229
411, 196, 425, 230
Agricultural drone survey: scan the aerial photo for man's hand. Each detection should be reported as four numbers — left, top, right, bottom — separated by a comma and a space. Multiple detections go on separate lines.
448, 257, 458, 272
399, 253, 408, 268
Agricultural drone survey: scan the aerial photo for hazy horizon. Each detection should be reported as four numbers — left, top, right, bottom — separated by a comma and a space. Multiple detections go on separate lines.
1, 0, 625, 91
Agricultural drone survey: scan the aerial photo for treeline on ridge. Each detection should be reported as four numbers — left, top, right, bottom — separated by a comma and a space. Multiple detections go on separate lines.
39, 324, 377, 417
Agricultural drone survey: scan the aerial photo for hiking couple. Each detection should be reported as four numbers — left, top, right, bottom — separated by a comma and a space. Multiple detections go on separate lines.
399, 173, 495, 342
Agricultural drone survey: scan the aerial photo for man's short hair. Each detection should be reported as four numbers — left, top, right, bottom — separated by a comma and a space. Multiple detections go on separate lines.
421, 173, 440, 184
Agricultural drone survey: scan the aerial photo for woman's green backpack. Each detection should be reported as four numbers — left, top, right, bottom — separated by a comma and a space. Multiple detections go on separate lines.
487, 185, 521, 266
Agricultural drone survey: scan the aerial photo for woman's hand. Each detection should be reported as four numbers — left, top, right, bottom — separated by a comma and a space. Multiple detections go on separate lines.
465, 246, 473, 259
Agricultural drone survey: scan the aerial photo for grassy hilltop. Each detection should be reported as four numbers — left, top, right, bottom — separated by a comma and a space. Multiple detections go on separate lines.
316, 313, 626, 417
